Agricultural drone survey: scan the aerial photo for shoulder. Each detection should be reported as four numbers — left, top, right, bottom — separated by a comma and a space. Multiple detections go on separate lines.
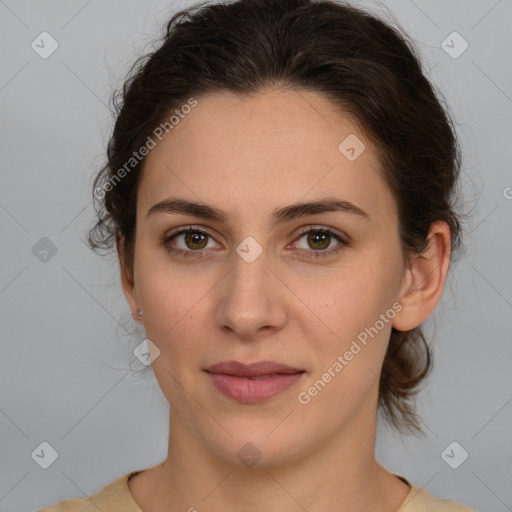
35, 471, 143, 512
399, 477, 476, 512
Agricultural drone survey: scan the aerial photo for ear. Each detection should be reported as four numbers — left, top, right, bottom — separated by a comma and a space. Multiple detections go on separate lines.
392, 221, 452, 331
116, 234, 142, 324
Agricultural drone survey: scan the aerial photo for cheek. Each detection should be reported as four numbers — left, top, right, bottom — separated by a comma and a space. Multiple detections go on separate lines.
298, 284, 393, 423
140, 278, 204, 351
295, 257, 396, 389
135, 236, 203, 320
136, 265, 209, 407
299, 259, 391, 339
134, 255, 192, 346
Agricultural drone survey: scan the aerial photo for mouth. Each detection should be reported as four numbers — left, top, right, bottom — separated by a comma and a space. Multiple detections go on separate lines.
204, 360, 306, 403
204, 360, 304, 377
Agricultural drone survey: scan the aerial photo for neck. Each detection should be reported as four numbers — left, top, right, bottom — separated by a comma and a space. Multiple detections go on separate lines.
132, 400, 409, 512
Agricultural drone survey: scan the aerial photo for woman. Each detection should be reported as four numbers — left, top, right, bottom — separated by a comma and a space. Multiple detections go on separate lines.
38, 0, 474, 510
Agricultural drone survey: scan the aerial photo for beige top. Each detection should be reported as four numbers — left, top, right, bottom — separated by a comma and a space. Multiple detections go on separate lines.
36, 471, 475, 511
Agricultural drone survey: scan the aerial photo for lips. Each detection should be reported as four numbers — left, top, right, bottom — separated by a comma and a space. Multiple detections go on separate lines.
204, 360, 306, 403
204, 360, 304, 378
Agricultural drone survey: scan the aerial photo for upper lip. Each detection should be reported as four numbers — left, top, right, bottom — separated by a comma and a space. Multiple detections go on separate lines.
204, 360, 304, 377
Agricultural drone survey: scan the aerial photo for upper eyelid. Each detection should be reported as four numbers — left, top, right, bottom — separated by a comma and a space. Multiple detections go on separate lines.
167, 225, 222, 245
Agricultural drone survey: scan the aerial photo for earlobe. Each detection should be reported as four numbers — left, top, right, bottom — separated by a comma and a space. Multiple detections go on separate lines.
392, 221, 452, 332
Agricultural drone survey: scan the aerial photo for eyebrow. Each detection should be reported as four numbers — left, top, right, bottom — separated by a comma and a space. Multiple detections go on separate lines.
146, 197, 370, 226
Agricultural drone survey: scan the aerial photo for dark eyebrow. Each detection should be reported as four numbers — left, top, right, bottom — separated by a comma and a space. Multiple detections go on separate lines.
146, 197, 370, 226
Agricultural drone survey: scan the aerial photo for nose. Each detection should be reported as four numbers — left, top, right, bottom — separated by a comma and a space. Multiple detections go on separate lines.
214, 249, 288, 341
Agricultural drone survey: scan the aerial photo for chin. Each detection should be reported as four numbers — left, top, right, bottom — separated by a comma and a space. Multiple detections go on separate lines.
204, 426, 307, 470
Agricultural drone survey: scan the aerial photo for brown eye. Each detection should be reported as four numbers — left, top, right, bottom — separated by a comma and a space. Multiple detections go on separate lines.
306, 231, 331, 250
292, 227, 347, 260
183, 231, 209, 250
163, 227, 219, 257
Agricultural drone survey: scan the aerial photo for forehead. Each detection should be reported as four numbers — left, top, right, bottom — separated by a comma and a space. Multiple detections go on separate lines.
137, 88, 395, 227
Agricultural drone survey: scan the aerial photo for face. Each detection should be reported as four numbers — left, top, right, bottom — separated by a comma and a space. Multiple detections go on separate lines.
122, 88, 410, 468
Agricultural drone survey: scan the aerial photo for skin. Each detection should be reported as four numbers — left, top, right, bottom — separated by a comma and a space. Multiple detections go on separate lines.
119, 88, 451, 512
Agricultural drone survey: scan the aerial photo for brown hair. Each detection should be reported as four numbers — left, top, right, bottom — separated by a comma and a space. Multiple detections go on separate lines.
87, 0, 464, 434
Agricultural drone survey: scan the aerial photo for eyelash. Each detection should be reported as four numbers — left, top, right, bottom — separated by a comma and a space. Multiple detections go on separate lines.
161, 225, 348, 260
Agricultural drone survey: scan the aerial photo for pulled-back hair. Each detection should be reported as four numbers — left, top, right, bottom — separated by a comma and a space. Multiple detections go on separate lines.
87, 0, 463, 434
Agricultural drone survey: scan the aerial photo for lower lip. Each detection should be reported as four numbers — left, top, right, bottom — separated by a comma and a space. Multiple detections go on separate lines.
205, 371, 305, 403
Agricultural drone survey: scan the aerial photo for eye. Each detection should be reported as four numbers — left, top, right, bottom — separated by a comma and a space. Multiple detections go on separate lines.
161, 225, 348, 259
291, 226, 347, 259
162, 226, 220, 258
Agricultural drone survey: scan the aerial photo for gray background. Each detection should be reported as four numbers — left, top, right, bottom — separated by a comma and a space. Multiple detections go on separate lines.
1, 0, 511, 511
